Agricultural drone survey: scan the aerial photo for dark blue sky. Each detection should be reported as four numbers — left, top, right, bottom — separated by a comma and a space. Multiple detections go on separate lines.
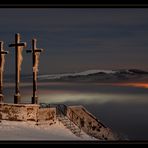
0, 8, 148, 75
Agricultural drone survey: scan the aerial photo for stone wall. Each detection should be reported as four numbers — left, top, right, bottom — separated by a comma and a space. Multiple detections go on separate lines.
37, 108, 56, 125
0, 103, 56, 125
0, 103, 39, 121
27, 105, 39, 121
67, 106, 118, 140
0, 103, 118, 139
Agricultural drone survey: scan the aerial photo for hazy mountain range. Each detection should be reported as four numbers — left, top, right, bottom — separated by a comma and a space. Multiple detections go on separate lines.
37, 69, 148, 83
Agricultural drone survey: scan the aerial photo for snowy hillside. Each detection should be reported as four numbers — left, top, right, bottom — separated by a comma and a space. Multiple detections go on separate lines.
38, 70, 116, 80
38, 69, 148, 82
0, 120, 95, 140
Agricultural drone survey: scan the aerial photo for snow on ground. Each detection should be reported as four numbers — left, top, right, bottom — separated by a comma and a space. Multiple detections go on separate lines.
0, 120, 96, 141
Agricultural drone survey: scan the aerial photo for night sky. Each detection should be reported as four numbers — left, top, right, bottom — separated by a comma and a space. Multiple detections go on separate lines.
0, 8, 148, 75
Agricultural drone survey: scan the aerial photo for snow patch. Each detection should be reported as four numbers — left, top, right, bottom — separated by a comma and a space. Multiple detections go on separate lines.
0, 120, 95, 140
38, 69, 116, 80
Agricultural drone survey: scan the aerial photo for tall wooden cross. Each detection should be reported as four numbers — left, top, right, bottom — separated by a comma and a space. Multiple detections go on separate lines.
26, 39, 43, 104
9, 33, 27, 104
0, 41, 9, 103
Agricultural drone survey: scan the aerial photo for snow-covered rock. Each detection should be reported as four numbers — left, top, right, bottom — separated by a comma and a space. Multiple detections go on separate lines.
38, 69, 116, 80
37, 69, 148, 82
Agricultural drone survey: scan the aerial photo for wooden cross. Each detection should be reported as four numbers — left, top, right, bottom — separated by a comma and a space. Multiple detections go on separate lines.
0, 41, 9, 103
26, 39, 43, 104
9, 33, 27, 104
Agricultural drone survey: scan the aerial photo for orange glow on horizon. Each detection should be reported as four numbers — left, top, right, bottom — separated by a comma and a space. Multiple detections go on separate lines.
112, 83, 148, 89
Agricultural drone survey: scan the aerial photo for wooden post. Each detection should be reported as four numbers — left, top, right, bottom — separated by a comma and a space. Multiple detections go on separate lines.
26, 39, 43, 104
9, 33, 27, 104
0, 41, 9, 103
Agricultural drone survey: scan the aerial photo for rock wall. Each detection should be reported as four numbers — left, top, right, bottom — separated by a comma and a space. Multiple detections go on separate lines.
27, 105, 39, 121
0, 103, 56, 125
0, 103, 39, 121
67, 106, 118, 140
37, 108, 56, 125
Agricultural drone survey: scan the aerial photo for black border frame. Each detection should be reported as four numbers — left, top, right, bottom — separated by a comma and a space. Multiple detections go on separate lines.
0, 2, 148, 144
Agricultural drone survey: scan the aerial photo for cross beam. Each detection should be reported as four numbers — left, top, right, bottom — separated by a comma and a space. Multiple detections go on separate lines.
0, 41, 8, 103
26, 39, 43, 104
9, 33, 27, 104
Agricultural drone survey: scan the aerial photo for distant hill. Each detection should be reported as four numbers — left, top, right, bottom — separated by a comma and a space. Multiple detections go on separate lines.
37, 69, 148, 83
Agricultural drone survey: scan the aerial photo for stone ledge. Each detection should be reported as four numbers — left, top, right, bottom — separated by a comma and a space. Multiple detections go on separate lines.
0, 103, 56, 125
67, 106, 118, 140
0, 103, 40, 107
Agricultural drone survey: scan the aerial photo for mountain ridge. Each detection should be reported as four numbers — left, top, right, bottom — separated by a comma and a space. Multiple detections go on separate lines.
37, 69, 148, 83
